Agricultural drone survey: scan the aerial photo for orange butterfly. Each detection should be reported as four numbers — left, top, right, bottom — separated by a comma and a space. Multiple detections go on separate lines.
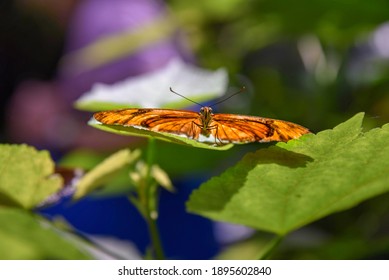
94, 105, 310, 145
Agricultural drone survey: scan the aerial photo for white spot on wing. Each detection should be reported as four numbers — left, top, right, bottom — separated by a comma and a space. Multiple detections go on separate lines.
198, 134, 230, 144
133, 125, 149, 130
89, 117, 102, 125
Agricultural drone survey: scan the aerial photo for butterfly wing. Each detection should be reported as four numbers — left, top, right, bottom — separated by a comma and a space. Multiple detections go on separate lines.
211, 113, 310, 143
94, 108, 202, 139
94, 109, 309, 145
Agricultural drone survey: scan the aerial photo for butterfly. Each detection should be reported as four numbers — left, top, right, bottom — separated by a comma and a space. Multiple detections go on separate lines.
93, 106, 310, 145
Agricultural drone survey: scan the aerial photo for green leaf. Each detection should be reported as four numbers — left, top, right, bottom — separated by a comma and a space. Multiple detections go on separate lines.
151, 164, 174, 192
0, 144, 62, 209
89, 119, 234, 151
129, 161, 174, 193
74, 148, 141, 199
0, 208, 89, 259
60, 149, 136, 197
187, 113, 389, 235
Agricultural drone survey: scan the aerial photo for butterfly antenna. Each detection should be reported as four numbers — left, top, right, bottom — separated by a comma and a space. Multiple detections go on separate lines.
209, 86, 246, 107
169, 87, 204, 107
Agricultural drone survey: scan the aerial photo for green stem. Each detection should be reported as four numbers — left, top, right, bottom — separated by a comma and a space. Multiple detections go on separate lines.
146, 138, 156, 183
144, 138, 165, 260
258, 234, 284, 260
146, 214, 164, 259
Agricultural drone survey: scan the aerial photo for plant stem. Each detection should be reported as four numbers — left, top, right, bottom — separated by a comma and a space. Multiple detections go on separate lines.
258, 234, 284, 260
144, 138, 165, 260
146, 214, 165, 259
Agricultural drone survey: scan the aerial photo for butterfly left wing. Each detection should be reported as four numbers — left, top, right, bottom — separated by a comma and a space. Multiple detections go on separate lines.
211, 113, 310, 143
94, 108, 202, 139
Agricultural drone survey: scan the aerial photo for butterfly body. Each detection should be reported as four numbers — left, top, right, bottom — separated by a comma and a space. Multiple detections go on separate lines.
94, 107, 310, 145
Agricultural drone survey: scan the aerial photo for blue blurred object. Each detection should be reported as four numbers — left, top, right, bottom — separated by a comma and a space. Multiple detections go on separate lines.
39, 176, 220, 260
158, 178, 220, 259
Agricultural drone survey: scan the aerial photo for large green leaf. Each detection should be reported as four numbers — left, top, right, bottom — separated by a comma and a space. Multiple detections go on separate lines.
0, 144, 62, 209
187, 113, 389, 235
0, 208, 89, 259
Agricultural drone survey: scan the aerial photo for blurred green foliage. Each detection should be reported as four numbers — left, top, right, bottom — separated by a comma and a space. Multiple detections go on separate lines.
168, 0, 389, 132
0, 208, 89, 259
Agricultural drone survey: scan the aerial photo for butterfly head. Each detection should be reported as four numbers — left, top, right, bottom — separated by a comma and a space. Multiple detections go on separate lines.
200, 106, 213, 118
199, 106, 214, 133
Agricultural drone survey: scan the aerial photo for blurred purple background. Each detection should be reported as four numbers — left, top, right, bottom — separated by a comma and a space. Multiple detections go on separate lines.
3, 0, 193, 151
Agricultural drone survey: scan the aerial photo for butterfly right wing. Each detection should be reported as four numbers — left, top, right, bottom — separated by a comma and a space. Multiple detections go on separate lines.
212, 113, 310, 143
94, 108, 202, 139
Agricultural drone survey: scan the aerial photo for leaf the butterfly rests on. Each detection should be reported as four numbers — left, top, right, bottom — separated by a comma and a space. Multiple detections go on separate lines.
93, 107, 310, 146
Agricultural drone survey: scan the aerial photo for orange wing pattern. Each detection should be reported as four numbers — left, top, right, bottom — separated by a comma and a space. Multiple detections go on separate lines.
211, 113, 310, 143
94, 108, 202, 138
93, 108, 310, 144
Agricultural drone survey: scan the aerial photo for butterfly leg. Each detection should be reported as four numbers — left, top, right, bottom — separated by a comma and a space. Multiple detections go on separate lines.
210, 124, 224, 145
191, 121, 219, 145
191, 122, 224, 145
191, 121, 202, 140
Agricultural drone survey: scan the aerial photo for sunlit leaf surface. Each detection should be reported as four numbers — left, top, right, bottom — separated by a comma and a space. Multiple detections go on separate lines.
0, 144, 62, 209
187, 113, 389, 235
